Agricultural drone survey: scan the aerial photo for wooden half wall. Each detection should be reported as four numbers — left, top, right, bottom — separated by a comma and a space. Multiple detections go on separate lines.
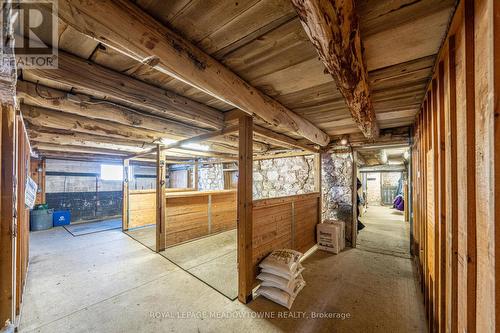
411, 0, 499, 332
127, 189, 237, 247
251, 192, 320, 286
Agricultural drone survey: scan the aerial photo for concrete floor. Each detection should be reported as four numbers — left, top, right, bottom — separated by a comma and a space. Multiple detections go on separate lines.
125, 227, 238, 299
357, 205, 410, 258
19, 224, 426, 332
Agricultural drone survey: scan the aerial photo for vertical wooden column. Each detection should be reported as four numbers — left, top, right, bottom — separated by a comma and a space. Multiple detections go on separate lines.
193, 159, 199, 190
122, 159, 130, 231
237, 116, 253, 303
156, 146, 167, 252
0, 102, 16, 325
494, 1, 500, 331
437, 61, 447, 333
314, 152, 322, 224
464, 2, 477, 331
351, 150, 358, 247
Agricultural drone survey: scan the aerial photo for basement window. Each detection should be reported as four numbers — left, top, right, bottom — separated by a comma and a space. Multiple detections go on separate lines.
100, 164, 123, 181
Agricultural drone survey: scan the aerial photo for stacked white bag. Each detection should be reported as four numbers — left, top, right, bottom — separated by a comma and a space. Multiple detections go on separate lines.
255, 249, 306, 309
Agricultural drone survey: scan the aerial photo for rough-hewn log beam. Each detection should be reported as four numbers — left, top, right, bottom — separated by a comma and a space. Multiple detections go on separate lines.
21, 104, 250, 156
17, 80, 207, 139
23, 51, 223, 130
253, 125, 319, 153
291, 0, 379, 139
40, 0, 330, 146
18, 83, 269, 153
129, 125, 239, 159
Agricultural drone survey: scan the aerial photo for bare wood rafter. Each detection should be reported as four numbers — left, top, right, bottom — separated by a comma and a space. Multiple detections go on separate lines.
291, 0, 379, 139
39, 0, 330, 146
23, 51, 224, 130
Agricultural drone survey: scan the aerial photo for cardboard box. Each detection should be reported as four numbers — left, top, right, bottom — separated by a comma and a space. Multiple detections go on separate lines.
325, 220, 345, 250
317, 223, 342, 254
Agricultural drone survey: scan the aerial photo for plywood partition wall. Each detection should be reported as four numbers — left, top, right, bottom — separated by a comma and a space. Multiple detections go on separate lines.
411, 0, 499, 331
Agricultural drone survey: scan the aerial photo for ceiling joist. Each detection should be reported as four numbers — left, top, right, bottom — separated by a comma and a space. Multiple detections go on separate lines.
39, 0, 330, 146
23, 51, 224, 130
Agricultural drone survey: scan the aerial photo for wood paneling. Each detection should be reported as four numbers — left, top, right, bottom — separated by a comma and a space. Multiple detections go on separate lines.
15, 116, 30, 316
0, 102, 15, 323
128, 189, 237, 247
411, 1, 499, 331
251, 193, 320, 285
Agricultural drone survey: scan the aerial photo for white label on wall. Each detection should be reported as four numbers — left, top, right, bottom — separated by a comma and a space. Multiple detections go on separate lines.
25, 176, 38, 209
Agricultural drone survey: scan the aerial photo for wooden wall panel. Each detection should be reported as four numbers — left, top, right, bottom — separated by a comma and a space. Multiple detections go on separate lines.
0, 102, 16, 324
128, 189, 237, 246
251, 193, 320, 285
411, 0, 499, 331
15, 116, 30, 316
165, 195, 209, 245
211, 192, 237, 233
474, 0, 496, 331
128, 190, 156, 228
294, 197, 319, 253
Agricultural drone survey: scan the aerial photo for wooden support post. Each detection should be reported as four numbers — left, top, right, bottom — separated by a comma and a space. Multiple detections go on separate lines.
193, 160, 199, 191
0, 0, 17, 324
122, 159, 130, 231
351, 150, 358, 247
237, 115, 253, 303
314, 152, 322, 224
0, 102, 16, 324
156, 146, 167, 252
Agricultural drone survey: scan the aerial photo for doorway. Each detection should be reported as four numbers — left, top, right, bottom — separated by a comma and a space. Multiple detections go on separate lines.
354, 147, 411, 257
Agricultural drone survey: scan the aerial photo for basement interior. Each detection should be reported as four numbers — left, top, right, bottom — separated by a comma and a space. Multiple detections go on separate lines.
0, 0, 498, 332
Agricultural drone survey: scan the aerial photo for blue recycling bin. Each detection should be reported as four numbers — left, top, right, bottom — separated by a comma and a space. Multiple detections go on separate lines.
53, 210, 71, 227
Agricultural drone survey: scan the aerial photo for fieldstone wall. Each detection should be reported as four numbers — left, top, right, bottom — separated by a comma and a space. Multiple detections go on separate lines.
198, 163, 224, 190
253, 155, 315, 200
321, 152, 354, 244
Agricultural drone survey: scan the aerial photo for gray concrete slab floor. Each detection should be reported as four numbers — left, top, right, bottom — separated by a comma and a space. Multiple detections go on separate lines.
19, 224, 426, 332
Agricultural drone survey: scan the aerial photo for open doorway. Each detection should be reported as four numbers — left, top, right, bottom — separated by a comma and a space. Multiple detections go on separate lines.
354, 147, 411, 257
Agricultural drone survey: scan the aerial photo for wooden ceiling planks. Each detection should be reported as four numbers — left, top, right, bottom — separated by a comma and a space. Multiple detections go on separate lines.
21, 0, 456, 157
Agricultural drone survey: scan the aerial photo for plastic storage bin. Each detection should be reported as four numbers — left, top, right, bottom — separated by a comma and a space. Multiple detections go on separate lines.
53, 210, 71, 227
30, 209, 54, 231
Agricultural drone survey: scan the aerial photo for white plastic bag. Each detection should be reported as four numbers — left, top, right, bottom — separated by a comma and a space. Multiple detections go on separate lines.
259, 273, 305, 295
256, 277, 306, 309
258, 249, 303, 277
260, 263, 304, 281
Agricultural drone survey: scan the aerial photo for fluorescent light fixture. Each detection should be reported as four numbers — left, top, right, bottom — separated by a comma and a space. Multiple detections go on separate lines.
182, 143, 210, 151
388, 160, 403, 165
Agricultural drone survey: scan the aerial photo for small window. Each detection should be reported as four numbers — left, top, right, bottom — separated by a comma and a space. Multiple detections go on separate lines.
101, 164, 123, 181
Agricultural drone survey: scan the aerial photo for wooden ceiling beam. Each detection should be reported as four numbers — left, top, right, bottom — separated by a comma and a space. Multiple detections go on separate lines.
18, 82, 269, 153
129, 125, 239, 159
41, 0, 330, 147
253, 125, 319, 153
23, 51, 223, 130
17, 80, 207, 139
21, 104, 259, 156
291, 0, 379, 139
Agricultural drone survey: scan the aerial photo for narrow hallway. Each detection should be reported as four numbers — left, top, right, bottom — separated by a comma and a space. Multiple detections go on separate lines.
357, 205, 410, 258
